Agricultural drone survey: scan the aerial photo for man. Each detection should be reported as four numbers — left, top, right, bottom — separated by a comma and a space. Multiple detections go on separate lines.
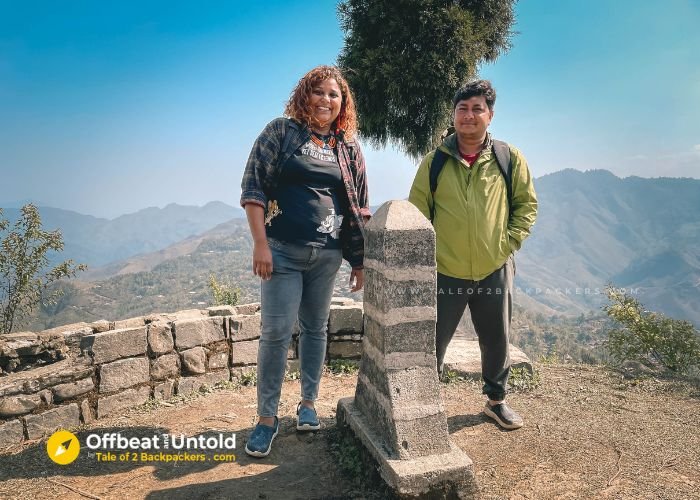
408, 80, 537, 429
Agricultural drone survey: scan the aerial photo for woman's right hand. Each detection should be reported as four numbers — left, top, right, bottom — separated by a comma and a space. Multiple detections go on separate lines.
252, 240, 273, 280
244, 204, 273, 280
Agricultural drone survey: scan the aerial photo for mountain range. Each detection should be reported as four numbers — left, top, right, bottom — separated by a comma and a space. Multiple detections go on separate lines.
4, 169, 699, 330
0, 201, 244, 269
515, 169, 700, 323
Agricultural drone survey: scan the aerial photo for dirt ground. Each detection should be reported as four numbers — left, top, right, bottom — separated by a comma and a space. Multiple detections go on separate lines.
1, 363, 699, 500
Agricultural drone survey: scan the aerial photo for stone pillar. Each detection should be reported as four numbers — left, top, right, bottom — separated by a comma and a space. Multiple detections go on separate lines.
337, 200, 475, 498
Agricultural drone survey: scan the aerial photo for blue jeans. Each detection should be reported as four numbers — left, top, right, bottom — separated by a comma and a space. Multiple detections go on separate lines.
256, 238, 342, 417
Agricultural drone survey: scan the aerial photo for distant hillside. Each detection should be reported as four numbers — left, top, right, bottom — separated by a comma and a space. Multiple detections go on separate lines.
516, 169, 700, 323
26, 219, 364, 332
0, 201, 244, 268
17, 170, 700, 339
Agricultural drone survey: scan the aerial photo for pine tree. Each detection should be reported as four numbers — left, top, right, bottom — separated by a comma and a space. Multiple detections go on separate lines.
338, 0, 516, 158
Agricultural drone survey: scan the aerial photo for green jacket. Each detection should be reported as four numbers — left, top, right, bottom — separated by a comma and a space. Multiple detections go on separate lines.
408, 133, 538, 280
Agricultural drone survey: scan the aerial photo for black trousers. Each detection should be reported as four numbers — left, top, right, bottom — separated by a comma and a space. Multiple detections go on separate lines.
435, 257, 514, 400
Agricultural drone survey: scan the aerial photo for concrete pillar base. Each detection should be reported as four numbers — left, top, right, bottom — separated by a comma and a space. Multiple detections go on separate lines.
337, 397, 477, 499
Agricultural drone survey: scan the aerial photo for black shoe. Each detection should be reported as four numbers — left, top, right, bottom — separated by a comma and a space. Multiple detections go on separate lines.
483, 402, 523, 430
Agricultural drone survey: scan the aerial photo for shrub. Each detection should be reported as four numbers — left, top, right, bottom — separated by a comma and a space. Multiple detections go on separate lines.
327, 359, 359, 375
509, 366, 541, 392
0, 204, 86, 333
237, 369, 257, 387
208, 274, 240, 306
604, 286, 700, 374
440, 369, 466, 384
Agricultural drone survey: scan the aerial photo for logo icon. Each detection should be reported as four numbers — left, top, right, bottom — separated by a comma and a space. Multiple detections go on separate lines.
47, 430, 80, 465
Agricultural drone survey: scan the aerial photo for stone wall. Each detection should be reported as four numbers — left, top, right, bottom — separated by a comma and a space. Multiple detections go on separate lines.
0, 298, 364, 448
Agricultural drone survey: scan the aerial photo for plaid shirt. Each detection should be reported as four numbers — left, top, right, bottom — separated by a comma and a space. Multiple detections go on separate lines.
240, 117, 371, 268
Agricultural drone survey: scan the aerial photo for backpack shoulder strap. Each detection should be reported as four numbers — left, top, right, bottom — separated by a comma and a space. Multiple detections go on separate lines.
428, 149, 449, 223
280, 119, 298, 158
492, 140, 513, 217
267, 119, 301, 196
343, 137, 358, 164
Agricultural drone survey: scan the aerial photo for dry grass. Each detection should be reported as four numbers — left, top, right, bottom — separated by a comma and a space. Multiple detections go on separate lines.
0, 363, 698, 499
444, 364, 700, 499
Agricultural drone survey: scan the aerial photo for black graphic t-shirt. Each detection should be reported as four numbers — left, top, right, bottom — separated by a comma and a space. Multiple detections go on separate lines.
265, 137, 346, 248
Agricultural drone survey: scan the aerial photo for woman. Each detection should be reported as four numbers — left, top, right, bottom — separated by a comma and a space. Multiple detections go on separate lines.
240, 65, 370, 457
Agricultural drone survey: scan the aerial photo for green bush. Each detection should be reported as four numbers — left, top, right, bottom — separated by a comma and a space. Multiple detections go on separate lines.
233, 368, 257, 387
327, 359, 359, 375
604, 286, 700, 374
439, 369, 466, 384
208, 274, 240, 306
0, 204, 86, 333
509, 366, 541, 392
327, 428, 364, 486
539, 348, 559, 365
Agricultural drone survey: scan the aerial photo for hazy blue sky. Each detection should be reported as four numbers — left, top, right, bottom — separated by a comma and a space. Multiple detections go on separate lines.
1, 0, 698, 218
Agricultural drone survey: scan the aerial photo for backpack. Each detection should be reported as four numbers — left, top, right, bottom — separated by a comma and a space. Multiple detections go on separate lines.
428, 140, 512, 223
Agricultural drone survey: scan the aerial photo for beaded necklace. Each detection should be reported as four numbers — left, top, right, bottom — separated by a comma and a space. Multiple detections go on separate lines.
310, 131, 337, 149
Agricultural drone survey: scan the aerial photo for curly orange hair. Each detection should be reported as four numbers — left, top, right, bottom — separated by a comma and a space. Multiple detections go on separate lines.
284, 65, 358, 140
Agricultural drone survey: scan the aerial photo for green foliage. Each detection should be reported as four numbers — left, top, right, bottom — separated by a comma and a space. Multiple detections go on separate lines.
539, 348, 559, 365
40, 282, 80, 316
138, 397, 166, 412
328, 428, 365, 485
440, 368, 466, 384
327, 358, 360, 375
208, 274, 241, 306
338, 0, 516, 158
509, 366, 541, 392
604, 286, 700, 374
0, 204, 86, 334
236, 368, 257, 387
213, 379, 241, 391
19, 226, 264, 331
508, 305, 611, 366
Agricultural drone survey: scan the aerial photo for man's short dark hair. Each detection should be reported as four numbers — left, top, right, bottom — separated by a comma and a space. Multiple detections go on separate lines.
453, 80, 496, 111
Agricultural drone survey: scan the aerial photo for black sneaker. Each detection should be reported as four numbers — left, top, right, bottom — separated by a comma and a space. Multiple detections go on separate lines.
483, 402, 523, 430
